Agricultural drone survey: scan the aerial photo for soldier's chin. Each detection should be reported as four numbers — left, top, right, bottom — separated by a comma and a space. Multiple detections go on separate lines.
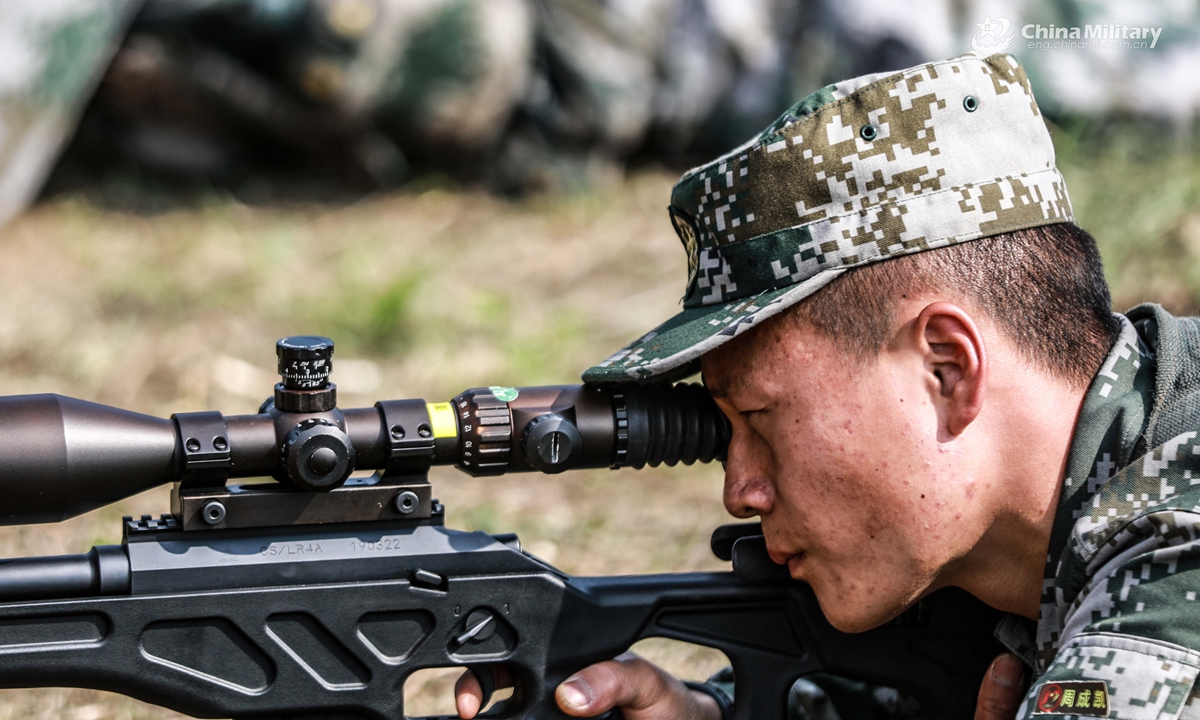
812, 587, 905, 634
820, 607, 884, 633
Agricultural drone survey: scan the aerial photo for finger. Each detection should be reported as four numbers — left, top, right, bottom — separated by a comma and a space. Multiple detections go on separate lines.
556, 653, 672, 717
456, 666, 514, 719
975, 653, 1028, 720
455, 669, 484, 719
470, 664, 496, 709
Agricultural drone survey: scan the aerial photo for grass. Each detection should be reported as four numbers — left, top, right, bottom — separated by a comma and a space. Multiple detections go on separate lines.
0, 123, 1198, 717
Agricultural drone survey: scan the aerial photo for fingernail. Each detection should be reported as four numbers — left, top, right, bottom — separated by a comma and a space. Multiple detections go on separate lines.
990, 653, 1024, 689
559, 677, 592, 708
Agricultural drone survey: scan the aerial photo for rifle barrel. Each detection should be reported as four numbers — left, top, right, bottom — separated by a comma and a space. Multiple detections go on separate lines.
0, 546, 129, 602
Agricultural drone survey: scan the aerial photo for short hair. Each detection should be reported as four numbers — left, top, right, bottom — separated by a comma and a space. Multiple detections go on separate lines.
791, 222, 1121, 386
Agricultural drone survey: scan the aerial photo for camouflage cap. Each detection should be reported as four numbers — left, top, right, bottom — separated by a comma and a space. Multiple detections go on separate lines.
582, 52, 1073, 383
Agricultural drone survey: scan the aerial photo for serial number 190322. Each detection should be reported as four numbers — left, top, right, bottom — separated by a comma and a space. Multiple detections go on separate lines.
349, 538, 406, 552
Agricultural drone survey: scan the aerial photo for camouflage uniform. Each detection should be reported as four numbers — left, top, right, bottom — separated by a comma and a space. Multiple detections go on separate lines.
1023, 304, 1200, 720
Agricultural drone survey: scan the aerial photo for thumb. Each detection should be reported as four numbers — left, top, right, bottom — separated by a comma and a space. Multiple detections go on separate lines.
975, 653, 1028, 720
557, 654, 668, 717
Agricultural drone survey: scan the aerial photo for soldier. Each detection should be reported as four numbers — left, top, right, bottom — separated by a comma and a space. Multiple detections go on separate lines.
449, 50, 1200, 720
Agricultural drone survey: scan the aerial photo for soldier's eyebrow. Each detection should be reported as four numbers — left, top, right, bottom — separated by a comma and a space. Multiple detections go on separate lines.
702, 371, 735, 400
703, 374, 726, 399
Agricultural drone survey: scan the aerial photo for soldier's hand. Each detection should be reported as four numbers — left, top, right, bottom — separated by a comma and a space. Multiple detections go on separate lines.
974, 653, 1028, 720
454, 652, 722, 719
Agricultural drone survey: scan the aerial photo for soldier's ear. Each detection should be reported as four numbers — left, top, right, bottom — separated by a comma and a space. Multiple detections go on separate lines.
914, 302, 987, 438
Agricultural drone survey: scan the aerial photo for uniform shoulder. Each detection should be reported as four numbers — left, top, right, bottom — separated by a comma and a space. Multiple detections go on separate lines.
1067, 431, 1200, 568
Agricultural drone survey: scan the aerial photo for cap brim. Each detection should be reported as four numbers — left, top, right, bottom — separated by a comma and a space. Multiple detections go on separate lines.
582, 269, 846, 383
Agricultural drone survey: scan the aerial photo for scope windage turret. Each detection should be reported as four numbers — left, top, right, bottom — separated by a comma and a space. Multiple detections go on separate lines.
0, 337, 731, 525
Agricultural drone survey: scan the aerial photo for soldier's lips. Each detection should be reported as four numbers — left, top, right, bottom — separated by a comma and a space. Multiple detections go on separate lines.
768, 546, 806, 574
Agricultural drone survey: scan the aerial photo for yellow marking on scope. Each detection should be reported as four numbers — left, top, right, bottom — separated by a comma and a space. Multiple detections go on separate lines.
426, 402, 458, 438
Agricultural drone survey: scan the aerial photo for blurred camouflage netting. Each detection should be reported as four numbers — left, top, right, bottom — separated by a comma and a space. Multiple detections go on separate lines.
2, 0, 1200, 226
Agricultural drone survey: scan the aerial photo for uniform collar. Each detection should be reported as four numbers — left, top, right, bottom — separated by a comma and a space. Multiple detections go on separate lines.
1033, 313, 1156, 671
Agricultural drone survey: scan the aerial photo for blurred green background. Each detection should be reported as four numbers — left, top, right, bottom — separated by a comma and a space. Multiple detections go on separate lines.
0, 122, 1197, 717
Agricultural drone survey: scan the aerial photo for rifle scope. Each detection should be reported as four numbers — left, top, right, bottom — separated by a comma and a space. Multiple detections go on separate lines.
0, 336, 729, 525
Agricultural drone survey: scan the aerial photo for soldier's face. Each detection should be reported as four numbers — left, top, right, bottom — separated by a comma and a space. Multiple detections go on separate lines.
702, 312, 991, 633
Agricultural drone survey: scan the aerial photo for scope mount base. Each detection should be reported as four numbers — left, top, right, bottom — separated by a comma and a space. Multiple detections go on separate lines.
171, 473, 434, 531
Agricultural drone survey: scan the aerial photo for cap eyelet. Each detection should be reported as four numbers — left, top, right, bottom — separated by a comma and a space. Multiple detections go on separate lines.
963, 95, 979, 112
860, 123, 877, 141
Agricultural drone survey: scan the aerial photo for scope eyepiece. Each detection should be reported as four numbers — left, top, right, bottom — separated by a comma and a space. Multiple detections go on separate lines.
617, 383, 728, 469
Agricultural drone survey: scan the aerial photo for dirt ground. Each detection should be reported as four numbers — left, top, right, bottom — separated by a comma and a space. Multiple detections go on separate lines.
0, 124, 1198, 718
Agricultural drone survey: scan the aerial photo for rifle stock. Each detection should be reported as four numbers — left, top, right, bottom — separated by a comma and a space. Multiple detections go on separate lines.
0, 521, 1002, 719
